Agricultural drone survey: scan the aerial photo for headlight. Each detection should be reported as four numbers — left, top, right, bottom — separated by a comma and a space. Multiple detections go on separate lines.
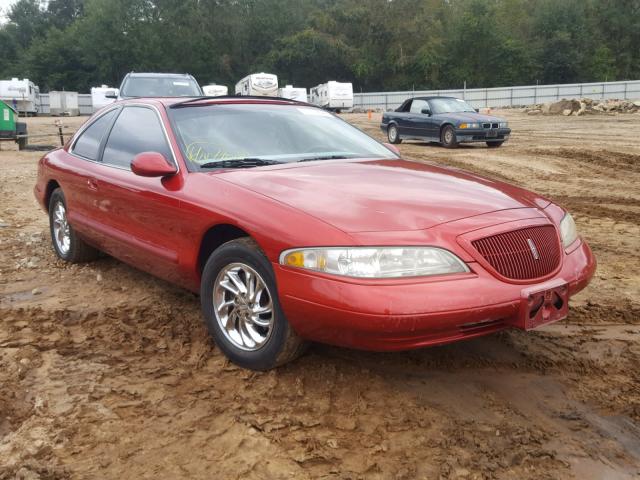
559, 213, 578, 248
459, 122, 480, 129
280, 247, 469, 278
499, 121, 508, 128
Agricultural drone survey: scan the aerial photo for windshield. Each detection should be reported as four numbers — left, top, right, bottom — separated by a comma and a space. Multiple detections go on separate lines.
168, 104, 398, 170
429, 98, 476, 114
121, 76, 202, 98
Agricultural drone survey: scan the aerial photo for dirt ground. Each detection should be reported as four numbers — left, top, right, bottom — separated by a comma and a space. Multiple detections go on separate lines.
0, 110, 639, 480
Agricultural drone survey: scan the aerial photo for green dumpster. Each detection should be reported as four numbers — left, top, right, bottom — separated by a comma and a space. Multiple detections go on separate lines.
0, 99, 16, 134
0, 99, 27, 150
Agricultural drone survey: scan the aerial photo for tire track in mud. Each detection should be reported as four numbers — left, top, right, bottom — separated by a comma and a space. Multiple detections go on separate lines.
549, 195, 640, 225
526, 148, 640, 172
4, 302, 638, 479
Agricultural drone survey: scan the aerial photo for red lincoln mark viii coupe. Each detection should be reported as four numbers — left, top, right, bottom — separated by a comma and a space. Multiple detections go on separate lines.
34, 96, 596, 370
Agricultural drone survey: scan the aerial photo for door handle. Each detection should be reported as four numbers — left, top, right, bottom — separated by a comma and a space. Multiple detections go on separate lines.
87, 178, 98, 191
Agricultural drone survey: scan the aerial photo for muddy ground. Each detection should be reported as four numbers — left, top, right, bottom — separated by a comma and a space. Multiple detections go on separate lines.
0, 111, 639, 479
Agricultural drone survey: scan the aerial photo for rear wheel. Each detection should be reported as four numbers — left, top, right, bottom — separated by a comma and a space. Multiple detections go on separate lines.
48, 188, 99, 263
200, 238, 306, 370
441, 125, 458, 148
387, 124, 402, 144
486, 141, 504, 148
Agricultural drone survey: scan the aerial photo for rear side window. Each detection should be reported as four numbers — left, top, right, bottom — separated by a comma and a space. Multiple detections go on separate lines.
73, 109, 118, 160
102, 107, 172, 169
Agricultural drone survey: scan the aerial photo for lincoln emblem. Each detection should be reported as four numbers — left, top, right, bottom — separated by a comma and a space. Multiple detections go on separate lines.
527, 238, 540, 260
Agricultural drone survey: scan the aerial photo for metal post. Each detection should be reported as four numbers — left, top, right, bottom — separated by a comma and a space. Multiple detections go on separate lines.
602, 83, 605, 99
624, 82, 628, 99
58, 126, 64, 146
485, 88, 488, 108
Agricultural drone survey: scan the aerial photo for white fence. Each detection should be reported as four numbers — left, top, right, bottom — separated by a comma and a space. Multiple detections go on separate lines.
353, 80, 640, 111
34, 79, 640, 114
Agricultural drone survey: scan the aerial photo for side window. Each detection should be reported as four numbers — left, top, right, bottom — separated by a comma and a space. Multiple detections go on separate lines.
410, 99, 429, 114
102, 107, 172, 169
72, 109, 118, 160
397, 100, 412, 112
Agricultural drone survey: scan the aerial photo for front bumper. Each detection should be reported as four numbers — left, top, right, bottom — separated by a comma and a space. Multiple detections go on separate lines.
456, 127, 511, 143
274, 239, 595, 351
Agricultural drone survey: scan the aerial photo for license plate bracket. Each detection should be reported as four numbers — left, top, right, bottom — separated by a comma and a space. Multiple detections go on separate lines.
515, 281, 569, 330
486, 129, 498, 138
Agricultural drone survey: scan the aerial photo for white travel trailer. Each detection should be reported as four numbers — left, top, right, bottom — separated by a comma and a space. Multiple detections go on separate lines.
278, 85, 307, 102
202, 84, 229, 96
0, 78, 40, 115
91, 85, 119, 111
49, 91, 80, 116
235, 73, 278, 97
310, 81, 354, 112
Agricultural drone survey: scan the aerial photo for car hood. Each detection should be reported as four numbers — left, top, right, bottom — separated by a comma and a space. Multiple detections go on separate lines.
433, 112, 505, 123
215, 159, 549, 233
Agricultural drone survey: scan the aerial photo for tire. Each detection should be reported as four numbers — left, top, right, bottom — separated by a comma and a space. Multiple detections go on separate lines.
48, 188, 99, 263
200, 237, 306, 370
486, 141, 504, 148
387, 124, 402, 144
17, 136, 27, 150
441, 125, 458, 148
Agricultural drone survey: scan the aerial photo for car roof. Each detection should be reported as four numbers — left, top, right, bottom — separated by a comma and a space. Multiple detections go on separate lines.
115, 96, 309, 108
125, 72, 196, 78
411, 96, 461, 101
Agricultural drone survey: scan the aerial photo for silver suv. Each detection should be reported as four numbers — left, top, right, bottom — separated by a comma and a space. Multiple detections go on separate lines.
113, 72, 203, 99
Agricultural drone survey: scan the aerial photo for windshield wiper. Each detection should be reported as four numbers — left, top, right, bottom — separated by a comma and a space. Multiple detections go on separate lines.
199, 158, 283, 169
297, 155, 353, 162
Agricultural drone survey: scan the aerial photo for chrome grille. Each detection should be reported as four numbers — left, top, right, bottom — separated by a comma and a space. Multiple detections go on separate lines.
472, 226, 561, 280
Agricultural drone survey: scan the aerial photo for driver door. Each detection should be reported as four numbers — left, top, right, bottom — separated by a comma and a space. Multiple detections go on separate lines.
90, 105, 187, 284
406, 99, 434, 139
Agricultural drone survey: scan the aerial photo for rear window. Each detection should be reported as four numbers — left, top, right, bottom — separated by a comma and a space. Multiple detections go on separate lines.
121, 76, 202, 98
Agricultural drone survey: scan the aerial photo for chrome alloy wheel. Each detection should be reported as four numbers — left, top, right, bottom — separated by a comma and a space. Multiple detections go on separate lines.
443, 128, 454, 144
52, 201, 71, 255
213, 262, 274, 351
388, 125, 398, 142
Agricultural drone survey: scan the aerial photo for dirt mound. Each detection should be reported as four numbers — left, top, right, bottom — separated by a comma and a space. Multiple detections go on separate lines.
526, 98, 640, 116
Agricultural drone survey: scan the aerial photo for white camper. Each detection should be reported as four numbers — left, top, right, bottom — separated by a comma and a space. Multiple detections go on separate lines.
278, 85, 307, 102
235, 73, 278, 97
0, 78, 40, 114
310, 81, 353, 112
49, 91, 80, 116
202, 84, 229, 96
91, 85, 119, 111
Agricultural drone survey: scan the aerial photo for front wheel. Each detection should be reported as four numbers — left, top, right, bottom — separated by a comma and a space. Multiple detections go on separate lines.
486, 141, 504, 148
200, 238, 306, 370
441, 125, 458, 148
387, 124, 402, 144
